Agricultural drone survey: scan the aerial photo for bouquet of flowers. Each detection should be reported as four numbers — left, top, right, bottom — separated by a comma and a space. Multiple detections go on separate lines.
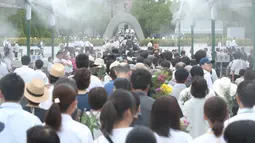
180, 117, 190, 133
96, 66, 106, 81
152, 70, 173, 99
223, 86, 236, 117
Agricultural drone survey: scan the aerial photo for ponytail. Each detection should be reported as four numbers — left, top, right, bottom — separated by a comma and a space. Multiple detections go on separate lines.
212, 120, 224, 137
45, 103, 62, 131
100, 102, 118, 136
100, 89, 135, 136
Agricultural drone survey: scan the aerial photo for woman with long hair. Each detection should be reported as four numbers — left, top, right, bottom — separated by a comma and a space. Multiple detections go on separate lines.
193, 96, 228, 143
94, 89, 136, 143
151, 96, 192, 143
45, 83, 93, 143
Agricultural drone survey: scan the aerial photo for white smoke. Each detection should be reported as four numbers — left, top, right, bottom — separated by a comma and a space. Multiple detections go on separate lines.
172, 0, 211, 25
0, 0, 109, 37
30, 0, 109, 30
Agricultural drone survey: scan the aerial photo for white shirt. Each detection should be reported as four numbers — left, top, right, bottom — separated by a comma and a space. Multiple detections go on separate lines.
211, 68, 218, 82
147, 42, 153, 47
14, 43, 19, 52
217, 42, 222, 48
192, 129, 226, 143
178, 88, 215, 111
231, 59, 247, 75
224, 108, 255, 128
58, 114, 93, 143
14, 65, 37, 83
48, 62, 53, 72
231, 40, 237, 47
53, 58, 63, 64
94, 127, 132, 143
203, 70, 213, 89
183, 98, 209, 138
226, 40, 231, 47
235, 77, 244, 85
0, 62, 8, 78
87, 75, 104, 91
155, 129, 192, 143
0, 102, 41, 143
34, 69, 49, 85
3, 57, 11, 71
172, 83, 186, 100
39, 85, 53, 110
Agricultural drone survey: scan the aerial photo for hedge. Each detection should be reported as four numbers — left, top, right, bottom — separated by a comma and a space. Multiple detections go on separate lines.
0, 37, 252, 47
141, 38, 252, 47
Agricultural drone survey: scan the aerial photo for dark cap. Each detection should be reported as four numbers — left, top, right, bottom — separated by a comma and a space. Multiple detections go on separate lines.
199, 57, 214, 65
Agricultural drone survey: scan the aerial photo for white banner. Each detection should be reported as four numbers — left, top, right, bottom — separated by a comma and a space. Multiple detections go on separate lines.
25, 0, 32, 20
49, 13, 56, 27
211, 5, 217, 20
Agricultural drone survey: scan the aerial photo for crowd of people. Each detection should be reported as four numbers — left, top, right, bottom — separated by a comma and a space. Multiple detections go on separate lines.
0, 41, 255, 143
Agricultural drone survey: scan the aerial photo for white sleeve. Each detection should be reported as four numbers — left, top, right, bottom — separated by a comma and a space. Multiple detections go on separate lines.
230, 61, 237, 72
183, 102, 190, 118
204, 73, 213, 89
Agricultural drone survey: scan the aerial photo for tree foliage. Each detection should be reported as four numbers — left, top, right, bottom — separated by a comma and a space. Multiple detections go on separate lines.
131, 0, 172, 38
6, 9, 51, 38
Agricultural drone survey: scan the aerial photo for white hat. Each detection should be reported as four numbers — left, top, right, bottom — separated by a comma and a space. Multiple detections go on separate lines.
135, 63, 150, 71
213, 77, 237, 98
94, 58, 105, 68
110, 61, 120, 69
89, 55, 94, 61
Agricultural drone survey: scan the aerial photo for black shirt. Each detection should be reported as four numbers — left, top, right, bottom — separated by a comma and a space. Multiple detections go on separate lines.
23, 106, 47, 122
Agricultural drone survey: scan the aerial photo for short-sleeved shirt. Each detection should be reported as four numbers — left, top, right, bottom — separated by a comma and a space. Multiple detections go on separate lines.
94, 128, 132, 143
231, 59, 247, 75
192, 129, 225, 143
59, 114, 93, 143
34, 69, 49, 85
104, 80, 115, 96
77, 93, 91, 111
14, 66, 37, 83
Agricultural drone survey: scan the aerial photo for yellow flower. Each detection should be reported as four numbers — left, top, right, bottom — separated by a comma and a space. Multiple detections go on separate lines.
160, 84, 173, 94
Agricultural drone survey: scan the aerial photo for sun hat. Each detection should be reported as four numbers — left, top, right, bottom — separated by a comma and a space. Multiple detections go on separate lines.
135, 63, 149, 70
94, 58, 105, 68
213, 77, 237, 98
49, 63, 65, 77
24, 79, 49, 103
110, 61, 120, 69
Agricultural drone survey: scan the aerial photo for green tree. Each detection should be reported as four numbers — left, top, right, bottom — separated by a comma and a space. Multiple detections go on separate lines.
131, 0, 172, 38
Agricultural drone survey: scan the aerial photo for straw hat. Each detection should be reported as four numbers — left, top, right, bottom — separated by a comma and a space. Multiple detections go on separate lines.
50, 63, 65, 77
213, 77, 237, 98
24, 79, 49, 103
